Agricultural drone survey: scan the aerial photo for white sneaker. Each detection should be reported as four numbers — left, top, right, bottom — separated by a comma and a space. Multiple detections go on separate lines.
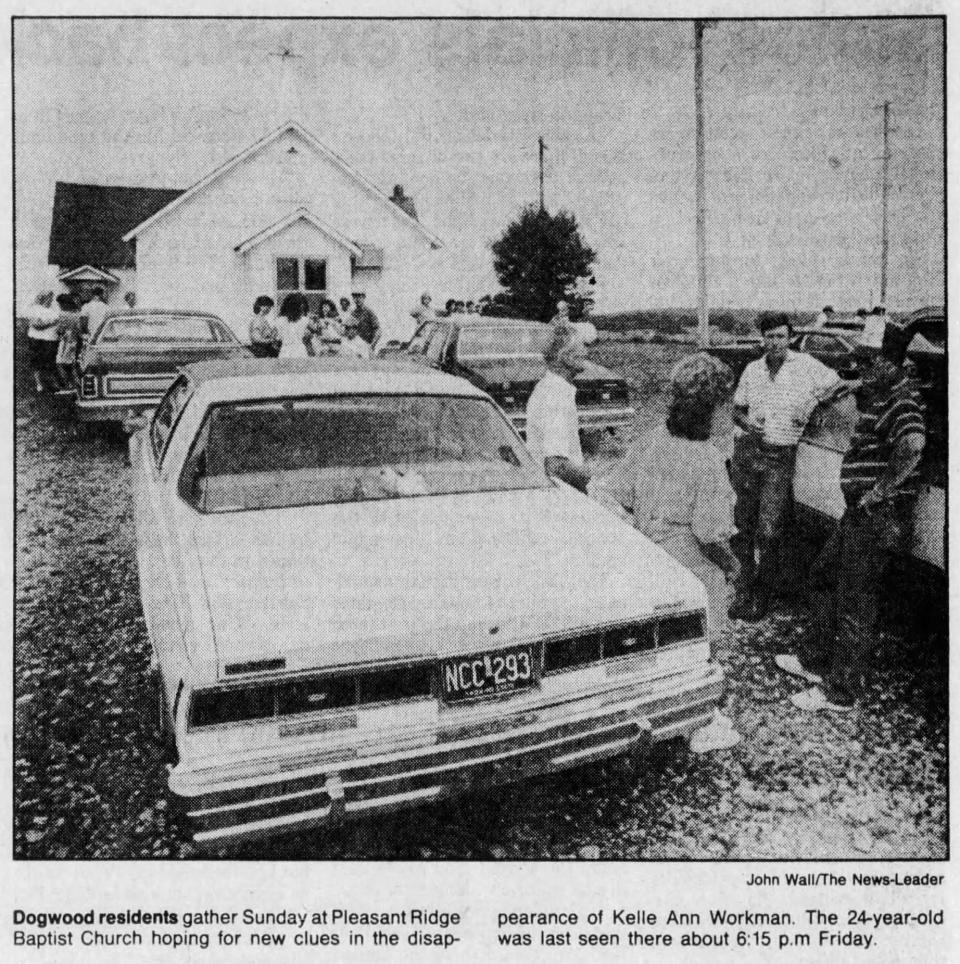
775, 654, 823, 684
790, 686, 854, 713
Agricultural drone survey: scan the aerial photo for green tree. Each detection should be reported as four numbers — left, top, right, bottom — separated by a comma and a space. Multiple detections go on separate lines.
490, 206, 597, 322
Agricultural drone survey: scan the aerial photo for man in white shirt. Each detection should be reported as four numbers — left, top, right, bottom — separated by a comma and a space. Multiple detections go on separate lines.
83, 288, 108, 336
729, 312, 849, 620
858, 305, 887, 352
410, 292, 436, 327
813, 305, 835, 329
525, 325, 590, 492
26, 291, 61, 392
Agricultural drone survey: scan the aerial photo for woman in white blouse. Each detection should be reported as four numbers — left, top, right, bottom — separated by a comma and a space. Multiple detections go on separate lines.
277, 293, 312, 359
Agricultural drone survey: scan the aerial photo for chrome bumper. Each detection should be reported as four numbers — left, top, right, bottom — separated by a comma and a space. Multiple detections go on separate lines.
509, 406, 635, 436
172, 665, 723, 848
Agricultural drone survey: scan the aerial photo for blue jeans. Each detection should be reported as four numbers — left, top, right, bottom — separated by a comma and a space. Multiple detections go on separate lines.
730, 435, 796, 598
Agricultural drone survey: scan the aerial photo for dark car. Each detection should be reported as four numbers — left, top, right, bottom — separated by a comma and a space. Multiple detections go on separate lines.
380, 316, 634, 436
75, 309, 248, 425
708, 327, 861, 381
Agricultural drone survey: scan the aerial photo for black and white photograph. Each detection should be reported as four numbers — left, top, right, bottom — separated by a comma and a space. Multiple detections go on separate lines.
12, 14, 946, 868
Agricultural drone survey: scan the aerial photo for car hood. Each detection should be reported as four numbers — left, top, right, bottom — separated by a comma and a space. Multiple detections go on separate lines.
192, 487, 706, 677
460, 358, 623, 386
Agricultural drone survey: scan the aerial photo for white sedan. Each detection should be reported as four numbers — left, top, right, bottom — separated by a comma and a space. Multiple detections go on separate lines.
130, 357, 723, 848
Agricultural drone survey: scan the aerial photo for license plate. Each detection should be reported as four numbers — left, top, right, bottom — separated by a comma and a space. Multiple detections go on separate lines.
442, 645, 536, 703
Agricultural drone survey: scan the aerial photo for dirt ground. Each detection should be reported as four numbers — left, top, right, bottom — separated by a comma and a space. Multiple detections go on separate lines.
13, 336, 947, 860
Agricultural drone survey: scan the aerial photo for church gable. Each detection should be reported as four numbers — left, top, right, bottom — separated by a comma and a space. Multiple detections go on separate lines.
124, 122, 441, 250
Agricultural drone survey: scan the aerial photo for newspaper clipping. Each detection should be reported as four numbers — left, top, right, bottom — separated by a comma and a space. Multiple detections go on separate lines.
5, 4, 954, 962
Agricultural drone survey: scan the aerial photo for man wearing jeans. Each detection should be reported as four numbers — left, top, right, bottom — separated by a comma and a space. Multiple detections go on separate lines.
729, 313, 847, 620
779, 327, 926, 711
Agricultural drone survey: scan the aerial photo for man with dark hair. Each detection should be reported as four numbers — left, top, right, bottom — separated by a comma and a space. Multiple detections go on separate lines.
729, 312, 848, 620
779, 324, 926, 711
248, 295, 279, 357
525, 325, 591, 492
350, 292, 379, 347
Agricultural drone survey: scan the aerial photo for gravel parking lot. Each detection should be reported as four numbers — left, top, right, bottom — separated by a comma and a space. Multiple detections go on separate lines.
14, 336, 947, 860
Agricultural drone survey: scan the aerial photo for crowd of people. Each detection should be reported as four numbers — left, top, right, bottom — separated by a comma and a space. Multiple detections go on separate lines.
246, 291, 380, 360
526, 309, 927, 715
26, 283, 929, 716
25, 287, 113, 393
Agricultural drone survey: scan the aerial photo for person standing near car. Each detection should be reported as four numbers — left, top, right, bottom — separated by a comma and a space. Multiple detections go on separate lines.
351, 292, 380, 348
26, 291, 61, 392
248, 295, 280, 358
55, 293, 83, 391
778, 324, 926, 711
277, 293, 312, 359
83, 288, 109, 338
728, 312, 847, 621
411, 292, 436, 329
525, 324, 590, 493
589, 353, 739, 633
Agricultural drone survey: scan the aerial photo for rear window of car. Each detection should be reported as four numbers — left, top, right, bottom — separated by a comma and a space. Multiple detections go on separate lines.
150, 375, 194, 467
457, 325, 552, 358
179, 393, 548, 513
96, 314, 232, 343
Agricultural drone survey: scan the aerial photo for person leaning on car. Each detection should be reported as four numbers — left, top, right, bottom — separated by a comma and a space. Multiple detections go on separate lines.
778, 323, 926, 712
525, 324, 590, 493
728, 311, 850, 621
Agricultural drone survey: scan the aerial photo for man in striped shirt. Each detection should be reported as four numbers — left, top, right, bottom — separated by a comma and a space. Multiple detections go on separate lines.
779, 324, 926, 711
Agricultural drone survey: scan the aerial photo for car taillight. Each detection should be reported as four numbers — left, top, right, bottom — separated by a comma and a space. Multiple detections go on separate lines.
658, 611, 706, 646
543, 611, 706, 675
188, 663, 433, 729
80, 374, 99, 398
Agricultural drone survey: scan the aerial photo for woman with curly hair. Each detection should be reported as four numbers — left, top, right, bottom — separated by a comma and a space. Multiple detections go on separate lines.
590, 353, 739, 632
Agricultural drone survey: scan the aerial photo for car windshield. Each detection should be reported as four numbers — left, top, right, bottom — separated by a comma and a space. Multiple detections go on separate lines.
456, 325, 552, 359
180, 393, 548, 513
97, 314, 228, 343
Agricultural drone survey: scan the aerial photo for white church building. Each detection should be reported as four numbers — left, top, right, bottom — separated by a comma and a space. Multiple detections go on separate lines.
48, 119, 443, 343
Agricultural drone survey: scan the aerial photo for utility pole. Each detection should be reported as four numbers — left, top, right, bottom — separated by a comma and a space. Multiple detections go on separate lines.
880, 101, 891, 305
694, 21, 709, 348
538, 137, 546, 212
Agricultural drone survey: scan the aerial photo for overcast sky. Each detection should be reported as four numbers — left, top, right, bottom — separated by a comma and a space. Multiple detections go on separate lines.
14, 17, 944, 312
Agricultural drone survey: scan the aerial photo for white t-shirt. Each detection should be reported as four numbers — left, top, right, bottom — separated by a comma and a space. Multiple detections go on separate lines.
859, 314, 886, 350
733, 350, 839, 446
28, 304, 61, 341
278, 319, 310, 359
84, 299, 108, 335
525, 371, 582, 468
